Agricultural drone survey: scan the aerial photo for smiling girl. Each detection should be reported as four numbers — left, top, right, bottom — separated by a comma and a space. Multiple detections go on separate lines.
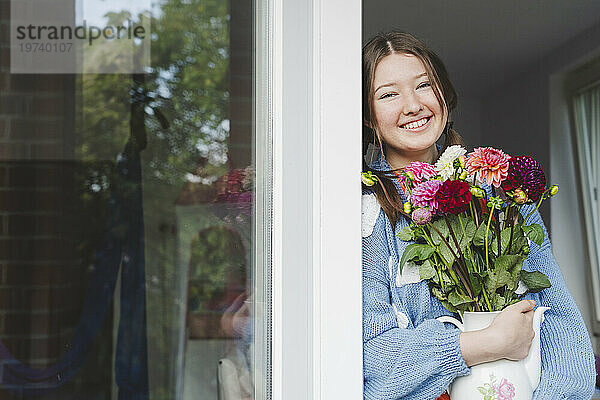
361, 31, 595, 400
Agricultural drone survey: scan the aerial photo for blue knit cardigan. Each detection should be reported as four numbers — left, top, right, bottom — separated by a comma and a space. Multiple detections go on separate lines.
362, 157, 595, 400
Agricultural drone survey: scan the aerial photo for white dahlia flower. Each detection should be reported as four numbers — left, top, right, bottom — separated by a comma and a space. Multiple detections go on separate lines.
434, 145, 467, 180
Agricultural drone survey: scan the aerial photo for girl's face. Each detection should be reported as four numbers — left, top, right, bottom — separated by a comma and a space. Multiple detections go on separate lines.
371, 52, 447, 168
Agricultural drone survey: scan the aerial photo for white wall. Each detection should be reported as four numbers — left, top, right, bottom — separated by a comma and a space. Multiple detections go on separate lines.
482, 21, 600, 351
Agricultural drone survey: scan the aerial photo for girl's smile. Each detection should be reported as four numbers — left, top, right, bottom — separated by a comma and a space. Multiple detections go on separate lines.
399, 115, 432, 131
371, 52, 447, 168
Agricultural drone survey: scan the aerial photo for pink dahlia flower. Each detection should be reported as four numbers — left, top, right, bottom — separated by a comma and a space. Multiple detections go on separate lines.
411, 208, 432, 225
465, 147, 511, 187
401, 161, 438, 189
493, 378, 516, 400
411, 180, 443, 213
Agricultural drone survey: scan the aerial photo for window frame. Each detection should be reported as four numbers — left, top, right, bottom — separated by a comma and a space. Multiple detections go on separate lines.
267, 0, 363, 398
565, 57, 600, 335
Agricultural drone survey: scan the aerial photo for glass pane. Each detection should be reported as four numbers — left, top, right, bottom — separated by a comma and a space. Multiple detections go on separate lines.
0, 0, 270, 399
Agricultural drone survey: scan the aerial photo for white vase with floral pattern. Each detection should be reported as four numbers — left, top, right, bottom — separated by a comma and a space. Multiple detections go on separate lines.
437, 307, 549, 400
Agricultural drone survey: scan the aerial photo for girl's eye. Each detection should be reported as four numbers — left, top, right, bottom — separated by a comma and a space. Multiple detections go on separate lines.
417, 82, 431, 90
380, 92, 396, 99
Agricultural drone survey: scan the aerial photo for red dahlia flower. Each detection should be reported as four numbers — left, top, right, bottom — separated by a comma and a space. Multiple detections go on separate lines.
437, 180, 472, 214
501, 156, 546, 203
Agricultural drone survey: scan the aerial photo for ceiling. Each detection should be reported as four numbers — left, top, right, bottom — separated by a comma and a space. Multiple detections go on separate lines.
363, 1, 600, 97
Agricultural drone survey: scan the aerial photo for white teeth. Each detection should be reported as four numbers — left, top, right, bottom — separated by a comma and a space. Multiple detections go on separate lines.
402, 117, 429, 130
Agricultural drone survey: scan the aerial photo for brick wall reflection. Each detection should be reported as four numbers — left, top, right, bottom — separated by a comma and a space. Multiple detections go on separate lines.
0, 0, 112, 397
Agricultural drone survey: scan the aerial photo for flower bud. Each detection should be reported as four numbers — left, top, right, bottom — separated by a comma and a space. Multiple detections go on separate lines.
470, 186, 485, 198
403, 202, 412, 214
487, 196, 503, 210
513, 188, 528, 204
458, 155, 466, 167
361, 171, 378, 186
550, 185, 559, 196
411, 208, 432, 225
405, 170, 415, 181
459, 170, 468, 180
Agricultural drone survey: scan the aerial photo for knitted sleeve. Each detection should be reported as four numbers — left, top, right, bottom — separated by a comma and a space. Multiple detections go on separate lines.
521, 207, 596, 399
363, 211, 470, 400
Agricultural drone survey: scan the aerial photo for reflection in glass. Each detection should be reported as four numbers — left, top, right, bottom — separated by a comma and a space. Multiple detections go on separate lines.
0, 0, 265, 399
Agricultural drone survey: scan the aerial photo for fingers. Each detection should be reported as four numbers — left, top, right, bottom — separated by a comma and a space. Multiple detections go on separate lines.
508, 299, 536, 313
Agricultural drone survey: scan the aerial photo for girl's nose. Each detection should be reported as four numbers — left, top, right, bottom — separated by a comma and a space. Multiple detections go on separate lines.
402, 92, 423, 115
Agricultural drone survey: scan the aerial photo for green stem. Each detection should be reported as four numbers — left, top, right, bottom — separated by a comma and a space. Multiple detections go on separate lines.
446, 267, 462, 290
484, 209, 494, 271
435, 263, 446, 292
420, 226, 433, 245
469, 201, 476, 226
471, 198, 480, 227
420, 227, 445, 292
445, 217, 467, 266
506, 205, 520, 255
524, 188, 550, 223
429, 223, 473, 298
502, 203, 512, 231
495, 208, 502, 256
492, 187, 502, 257
458, 214, 476, 269
482, 287, 493, 311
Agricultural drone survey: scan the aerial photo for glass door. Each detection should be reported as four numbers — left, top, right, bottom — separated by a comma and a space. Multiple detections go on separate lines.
1, 0, 271, 398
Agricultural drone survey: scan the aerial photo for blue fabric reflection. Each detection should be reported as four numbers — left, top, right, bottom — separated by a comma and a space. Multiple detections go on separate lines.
0, 139, 149, 399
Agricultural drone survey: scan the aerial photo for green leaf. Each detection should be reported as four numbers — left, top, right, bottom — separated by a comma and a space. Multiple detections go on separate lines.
473, 251, 485, 273
491, 227, 513, 255
441, 270, 454, 287
484, 269, 511, 297
465, 255, 475, 274
523, 223, 545, 246
446, 214, 462, 237
491, 293, 507, 310
469, 273, 482, 297
460, 218, 477, 248
494, 255, 524, 291
477, 387, 487, 395
441, 300, 457, 313
419, 260, 436, 280
498, 225, 524, 255
520, 270, 551, 293
473, 222, 494, 247
506, 296, 521, 306
430, 219, 449, 245
448, 290, 474, 307
398, 244, 434, 274
438, 239, 456, 265
397, 226, 413, 242
448, 215, 474, 254
506, 225, 528, 254
431, 286, 447, 301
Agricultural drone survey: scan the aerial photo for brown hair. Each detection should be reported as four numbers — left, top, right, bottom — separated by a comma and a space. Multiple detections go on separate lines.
362, 31, 465, 227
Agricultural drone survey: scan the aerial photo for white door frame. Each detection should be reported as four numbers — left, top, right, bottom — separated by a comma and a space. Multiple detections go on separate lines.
267, 0, 363, 398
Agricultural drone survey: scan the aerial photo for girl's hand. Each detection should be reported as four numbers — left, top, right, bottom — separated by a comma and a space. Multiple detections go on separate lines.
487, 300, 536, 360
459, 300, 536, 366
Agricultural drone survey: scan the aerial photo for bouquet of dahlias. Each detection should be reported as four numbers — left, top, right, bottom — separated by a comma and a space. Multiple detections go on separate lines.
363, 146, 559, 313
213, 166, 254, 222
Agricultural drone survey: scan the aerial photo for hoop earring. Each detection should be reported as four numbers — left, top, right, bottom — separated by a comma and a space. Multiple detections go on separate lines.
368, 138, 376, 165
375, 130, 385, 161
367, 131, 379, 166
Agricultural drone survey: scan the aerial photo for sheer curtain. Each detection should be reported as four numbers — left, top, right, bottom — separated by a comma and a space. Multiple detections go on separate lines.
573, 84, 600, 322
